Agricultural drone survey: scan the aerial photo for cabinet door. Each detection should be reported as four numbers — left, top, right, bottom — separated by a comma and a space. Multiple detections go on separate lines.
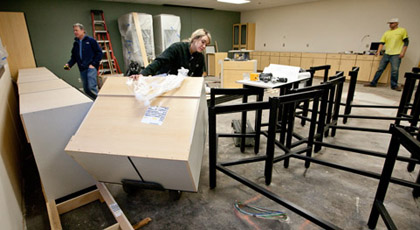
253, 55, 261, 71
300, 57, 313, 70
240, 24, 247, 46
326, 58, 340, 76
370, 60, 391, 84
233, 24, 240, 47
339, 59, 356, 79
260, 55, 270, 71
290, 57, 301, 66
279, 56, 290, 65
270, 56, 280, 64
355, 60, 373, 82
313, 58, 326, 77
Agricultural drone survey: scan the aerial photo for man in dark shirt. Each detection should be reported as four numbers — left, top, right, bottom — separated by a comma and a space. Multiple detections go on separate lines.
65, 23, 103, 99
135, 28, 211, 78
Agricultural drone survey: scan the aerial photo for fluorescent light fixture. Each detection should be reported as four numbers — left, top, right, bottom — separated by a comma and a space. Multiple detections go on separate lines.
217, 0, 250, 4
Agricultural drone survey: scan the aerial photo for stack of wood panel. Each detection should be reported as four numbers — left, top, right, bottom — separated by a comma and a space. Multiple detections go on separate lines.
18, 67, 95, 201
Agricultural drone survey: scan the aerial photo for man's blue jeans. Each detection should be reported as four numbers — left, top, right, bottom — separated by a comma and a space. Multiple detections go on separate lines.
370, 54, 401, 88
80, 68, 98, 99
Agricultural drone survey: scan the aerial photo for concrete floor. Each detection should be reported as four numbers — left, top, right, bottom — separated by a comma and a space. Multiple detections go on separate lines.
23, 78, 420, 229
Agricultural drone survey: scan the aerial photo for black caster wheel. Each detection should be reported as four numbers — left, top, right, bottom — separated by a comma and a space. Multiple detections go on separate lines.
413, 189, 419, 198
169, 190, 182, 200
122, 184, 136, 194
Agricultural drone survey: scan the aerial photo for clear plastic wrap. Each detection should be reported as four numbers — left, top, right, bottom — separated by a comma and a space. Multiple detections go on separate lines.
118, 13, 155, 71
153, 14, 181, 56
0, 38, 8, 69
126, 67, 188, 106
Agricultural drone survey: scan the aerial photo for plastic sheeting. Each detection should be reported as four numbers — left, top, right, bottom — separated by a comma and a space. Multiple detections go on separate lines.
118, 13, 155, 70
126, 67, 188, 106
0, 38, 8, 69
153, 14, 181, 56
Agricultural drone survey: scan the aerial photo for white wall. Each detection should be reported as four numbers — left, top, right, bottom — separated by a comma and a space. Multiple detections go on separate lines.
241, 0, 420, 81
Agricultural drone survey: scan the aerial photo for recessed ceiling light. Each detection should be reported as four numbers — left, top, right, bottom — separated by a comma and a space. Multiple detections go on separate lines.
217, 0, 251, 4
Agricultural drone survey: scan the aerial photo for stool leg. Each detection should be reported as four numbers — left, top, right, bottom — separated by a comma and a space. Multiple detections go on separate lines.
209, 109, 217, 189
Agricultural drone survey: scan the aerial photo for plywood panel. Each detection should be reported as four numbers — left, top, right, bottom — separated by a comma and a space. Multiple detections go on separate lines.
98, 77, 204, 98
20, 87, 91, 114
18, 79, 70, 95
0, 12, 36, 80
17, 73, 57, 84
22, 102, 95, 200
0, 64, 24, 214
18, 67, 52, 76
66, 97, 198, 160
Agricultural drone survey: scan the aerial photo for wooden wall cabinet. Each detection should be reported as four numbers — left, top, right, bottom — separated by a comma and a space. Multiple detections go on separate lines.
232, 23, 255, 50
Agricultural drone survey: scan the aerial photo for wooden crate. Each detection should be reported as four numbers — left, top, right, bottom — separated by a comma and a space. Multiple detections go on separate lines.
66, 77, 207, 192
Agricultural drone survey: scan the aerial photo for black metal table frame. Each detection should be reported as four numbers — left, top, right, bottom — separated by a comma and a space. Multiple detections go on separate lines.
367, 124, 420, 230
209, 88, 345, 229
290, 72, 420, 194
337, 67, 420, 134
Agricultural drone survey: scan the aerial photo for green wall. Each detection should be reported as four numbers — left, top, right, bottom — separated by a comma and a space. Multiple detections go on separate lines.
1, 0, 240, 88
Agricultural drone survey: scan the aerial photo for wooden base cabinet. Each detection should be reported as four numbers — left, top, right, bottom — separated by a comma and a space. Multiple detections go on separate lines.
370, 56, 391, 85
207, 52, 227, 77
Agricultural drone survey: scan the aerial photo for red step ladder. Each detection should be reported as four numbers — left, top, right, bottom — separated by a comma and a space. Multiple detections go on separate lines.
90, 10, 121, 76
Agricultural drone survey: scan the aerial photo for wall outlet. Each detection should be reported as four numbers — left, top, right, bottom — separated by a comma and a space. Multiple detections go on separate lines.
78, 78, 81, 83
264, 43, 266, 47
282, 43, 285, 47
